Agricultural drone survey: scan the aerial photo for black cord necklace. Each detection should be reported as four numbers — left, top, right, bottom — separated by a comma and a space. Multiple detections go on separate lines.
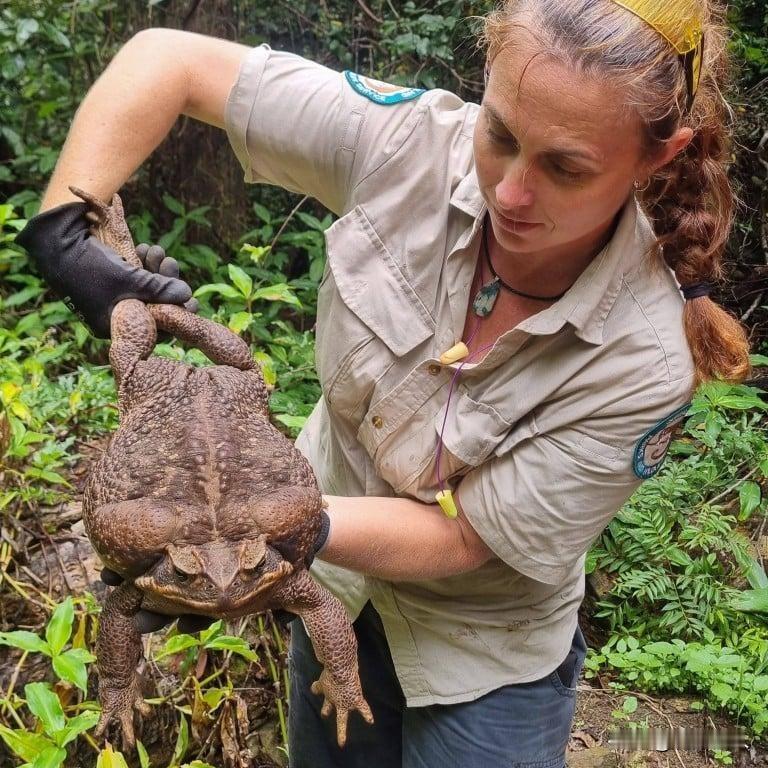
472, 214, 568, 317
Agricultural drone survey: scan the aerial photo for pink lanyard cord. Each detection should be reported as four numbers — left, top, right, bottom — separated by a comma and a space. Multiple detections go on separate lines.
434, 325, 495, 493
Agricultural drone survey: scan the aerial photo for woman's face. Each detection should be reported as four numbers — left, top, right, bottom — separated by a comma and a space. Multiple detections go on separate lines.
473, 33, 650, 256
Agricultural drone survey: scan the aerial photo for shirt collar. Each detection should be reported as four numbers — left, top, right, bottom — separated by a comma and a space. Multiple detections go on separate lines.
450, 170, 655, 346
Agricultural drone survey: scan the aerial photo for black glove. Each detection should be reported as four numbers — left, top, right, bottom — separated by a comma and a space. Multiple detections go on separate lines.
15, 201, 193, 338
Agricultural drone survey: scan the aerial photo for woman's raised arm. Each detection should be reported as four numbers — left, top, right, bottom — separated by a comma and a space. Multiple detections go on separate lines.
41, 28, 250, 210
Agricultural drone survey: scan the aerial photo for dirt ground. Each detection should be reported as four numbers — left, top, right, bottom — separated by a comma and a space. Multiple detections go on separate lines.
568, 683, 767, 768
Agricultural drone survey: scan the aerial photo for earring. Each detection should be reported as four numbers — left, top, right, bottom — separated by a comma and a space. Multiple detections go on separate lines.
634, 178, 651, 192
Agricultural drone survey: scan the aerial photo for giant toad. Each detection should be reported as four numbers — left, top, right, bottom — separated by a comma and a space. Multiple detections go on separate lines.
74, 187, 372, 750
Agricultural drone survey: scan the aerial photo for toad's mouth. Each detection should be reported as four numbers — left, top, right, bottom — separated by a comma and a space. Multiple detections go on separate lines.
134, 560, 294, 616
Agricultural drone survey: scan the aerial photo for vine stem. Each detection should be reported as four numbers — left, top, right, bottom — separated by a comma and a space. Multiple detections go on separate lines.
269, 195, 309, 255
707, 465, 760, 507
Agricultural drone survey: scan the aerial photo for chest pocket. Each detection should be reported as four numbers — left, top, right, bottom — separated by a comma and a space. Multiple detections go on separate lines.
317, 206, 435, 420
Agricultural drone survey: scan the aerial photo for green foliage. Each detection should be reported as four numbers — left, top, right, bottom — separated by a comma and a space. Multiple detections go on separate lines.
0, 598, 100, 768
2, 0, 768, 762
585, 635, 768, 736
728, 0, 768, 83
590, 378, 768, 643
0, 598, 96, 693
156, 620, 258, 665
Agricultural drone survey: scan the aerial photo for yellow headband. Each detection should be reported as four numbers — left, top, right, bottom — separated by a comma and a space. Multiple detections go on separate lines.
610, 0, 704, 109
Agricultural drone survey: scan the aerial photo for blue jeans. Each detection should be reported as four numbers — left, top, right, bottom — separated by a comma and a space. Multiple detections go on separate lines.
288, 602, 587, 768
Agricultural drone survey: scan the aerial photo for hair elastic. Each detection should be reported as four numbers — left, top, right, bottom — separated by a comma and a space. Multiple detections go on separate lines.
681, 281, 713, 300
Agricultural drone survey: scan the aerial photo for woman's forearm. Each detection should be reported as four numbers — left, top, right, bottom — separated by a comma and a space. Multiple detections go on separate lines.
42, 29, 249, 211
318, 494, 494, 581
41, 29, 195, 211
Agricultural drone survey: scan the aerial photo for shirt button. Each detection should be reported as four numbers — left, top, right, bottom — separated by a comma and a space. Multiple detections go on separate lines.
428, 363, 441, 376
371, 415, 383, 429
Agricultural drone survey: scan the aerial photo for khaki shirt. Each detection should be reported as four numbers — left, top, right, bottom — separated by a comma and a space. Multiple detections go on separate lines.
225, 45, 696, 705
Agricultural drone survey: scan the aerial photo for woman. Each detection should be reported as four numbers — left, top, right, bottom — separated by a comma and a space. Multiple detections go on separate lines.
17, 1, 750, 766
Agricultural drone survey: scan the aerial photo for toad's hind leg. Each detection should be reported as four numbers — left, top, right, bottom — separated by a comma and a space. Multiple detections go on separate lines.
109, 300, 157, 385
148, 304, 255, 371
94, 583, 151, 752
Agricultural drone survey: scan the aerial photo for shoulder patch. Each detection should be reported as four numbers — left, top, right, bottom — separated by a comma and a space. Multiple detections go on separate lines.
343, 71, 424, 105
632, 404, 690, 479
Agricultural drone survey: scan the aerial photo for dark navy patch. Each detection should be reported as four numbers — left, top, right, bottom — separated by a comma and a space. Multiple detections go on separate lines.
633, 404, 690, 479
343, 71, 424, 105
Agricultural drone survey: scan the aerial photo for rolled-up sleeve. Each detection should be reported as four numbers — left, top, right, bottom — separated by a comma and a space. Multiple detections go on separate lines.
224, 45, 418, 215
455, 410, 681, 586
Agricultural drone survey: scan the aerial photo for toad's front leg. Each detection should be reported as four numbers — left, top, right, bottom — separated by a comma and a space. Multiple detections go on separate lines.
94, 583, 151, 751
271, 570, 373, 747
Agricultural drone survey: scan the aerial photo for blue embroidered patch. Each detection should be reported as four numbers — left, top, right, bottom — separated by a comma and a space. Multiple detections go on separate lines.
633, 404, 691, 479
343, 71, 424, 105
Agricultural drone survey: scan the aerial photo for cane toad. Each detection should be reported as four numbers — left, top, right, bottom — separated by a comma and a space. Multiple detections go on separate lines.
74, 187, 372, 750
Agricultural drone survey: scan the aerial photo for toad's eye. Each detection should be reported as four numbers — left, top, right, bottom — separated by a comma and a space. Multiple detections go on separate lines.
174, 568, 190, 582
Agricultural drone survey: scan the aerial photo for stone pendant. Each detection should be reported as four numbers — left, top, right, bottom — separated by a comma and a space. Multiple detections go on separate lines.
472, 278, 500, 317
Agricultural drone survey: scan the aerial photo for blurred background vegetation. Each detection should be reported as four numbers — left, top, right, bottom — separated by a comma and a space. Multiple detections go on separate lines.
0, 1, 767, 767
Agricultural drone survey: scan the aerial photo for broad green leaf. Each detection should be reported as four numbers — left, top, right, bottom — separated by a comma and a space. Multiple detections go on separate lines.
9, 399, 31, 420
731, 587, 768, 613
274, 414, 308, 431
25, 468, 71, 486
16, 18, 39, 45
251, 283, 301, 306
729, 545, 768, 590
0, 381, 21, 403
201, 686, 230, 711
45, 598, 74, 655
0, 630, 50, 655
252, 202, 271, 223
296, 211, 327, 231
156, 634, 200, 659
96, 744, 131, 768
753, 675, 768, 692
643, 642, 677, 655
52, 650, 90, 692
163, 194, 185, 216
0, 724, 54, 762
204, 636, 258, 662
58, 711, 100, 746
61, 647, 96, 663
749, 354, 768, 367
711, 682, 734, 703
738, 481, 762, 521
252, 352, 276, 388
30, 746, 66, 768
198, 620, 224, 645
228, 264, 253, 298
227, 311, 253, 334
193, 283, 241, 300
24, 682, 65, 734
622, 696, 638, 714
170, 713, 190, 767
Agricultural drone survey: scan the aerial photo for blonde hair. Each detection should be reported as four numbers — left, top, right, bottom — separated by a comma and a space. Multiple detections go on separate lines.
480, 0, 751, 386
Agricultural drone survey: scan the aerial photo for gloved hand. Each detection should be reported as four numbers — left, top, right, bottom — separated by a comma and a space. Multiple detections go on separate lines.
15, 201, 194, 338
102, 510, 330, 634
134, 243, 200, 342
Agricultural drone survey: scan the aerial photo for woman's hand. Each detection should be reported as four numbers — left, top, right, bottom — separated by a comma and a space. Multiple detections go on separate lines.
15, 203, 194, 338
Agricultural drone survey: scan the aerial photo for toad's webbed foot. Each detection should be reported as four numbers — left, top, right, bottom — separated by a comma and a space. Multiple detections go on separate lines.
271, 570, 373, 747
311, 668, 374, 747
94, 675, 151, 752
